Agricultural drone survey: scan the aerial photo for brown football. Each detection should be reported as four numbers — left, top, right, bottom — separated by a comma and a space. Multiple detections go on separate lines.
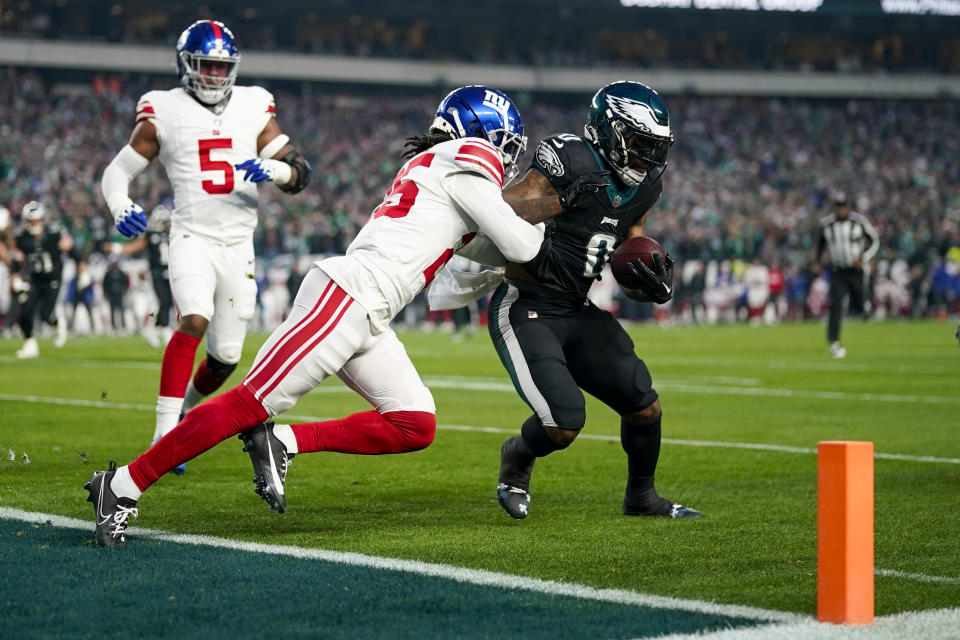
610, 236, 666, 288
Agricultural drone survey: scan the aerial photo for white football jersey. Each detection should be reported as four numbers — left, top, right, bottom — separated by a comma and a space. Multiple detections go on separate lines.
136, 86, 275, 245
318, 137, 510, 331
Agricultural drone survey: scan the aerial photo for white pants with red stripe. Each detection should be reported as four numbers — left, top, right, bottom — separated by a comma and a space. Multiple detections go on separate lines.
242, 267, 435, 418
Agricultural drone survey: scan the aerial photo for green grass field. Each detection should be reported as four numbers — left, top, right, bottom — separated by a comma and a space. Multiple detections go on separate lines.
1, 319, 957, 637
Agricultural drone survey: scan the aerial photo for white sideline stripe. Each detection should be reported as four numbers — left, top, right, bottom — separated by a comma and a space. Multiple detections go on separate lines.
2, 393, 958, 466
875, 569, 960, 585
640, 607, 960, 640
0, 506, 802, 624
5, 355, 953, 403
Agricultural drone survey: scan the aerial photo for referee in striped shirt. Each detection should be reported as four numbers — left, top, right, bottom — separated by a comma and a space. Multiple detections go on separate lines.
815, 192, 879, 359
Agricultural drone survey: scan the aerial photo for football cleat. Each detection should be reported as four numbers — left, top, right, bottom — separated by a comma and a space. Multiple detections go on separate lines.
16, 337, 39, 359
623, 495, 703, 519
84, 461, 139, 548
497, 436, 535, 519
496, 483, 531, 520
239, 422, 293, 514
829, 341, 847, 359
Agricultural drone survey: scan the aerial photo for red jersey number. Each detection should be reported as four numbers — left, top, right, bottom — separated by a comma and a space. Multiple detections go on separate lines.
371, 153, 434, 220
199, 138, 234, 195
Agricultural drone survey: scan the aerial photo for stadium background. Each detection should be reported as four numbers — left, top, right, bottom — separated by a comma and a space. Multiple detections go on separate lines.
1, 0, 959, 332
0, 2, 958, 638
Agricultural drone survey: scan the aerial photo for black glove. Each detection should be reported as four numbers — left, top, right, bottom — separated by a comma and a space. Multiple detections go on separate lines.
625, 253, 675, 304
558, 170, 612, 210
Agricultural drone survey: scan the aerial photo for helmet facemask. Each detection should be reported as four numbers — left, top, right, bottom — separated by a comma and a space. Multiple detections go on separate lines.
179, 52, 239, 105
488, 128, 527, 185
588, 116, 672, 187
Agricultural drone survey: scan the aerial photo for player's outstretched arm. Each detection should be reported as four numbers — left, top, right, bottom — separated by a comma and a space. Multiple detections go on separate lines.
101, 121, 158, 239
442, 172, 544, 264
503, 170, 565, 225
234, 118, 312, 194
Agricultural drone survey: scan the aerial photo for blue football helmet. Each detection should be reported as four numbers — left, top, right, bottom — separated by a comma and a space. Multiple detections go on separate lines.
431, 85, 527, 184
176, 20, 240, 105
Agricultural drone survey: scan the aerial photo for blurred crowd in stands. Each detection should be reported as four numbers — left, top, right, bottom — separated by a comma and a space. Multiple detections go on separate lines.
0, 68, 958, 339
4, 3, 959, 73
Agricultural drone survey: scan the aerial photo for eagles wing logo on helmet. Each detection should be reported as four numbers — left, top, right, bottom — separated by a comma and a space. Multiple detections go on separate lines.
536, 142, 565, 177
605, 95, 670, 137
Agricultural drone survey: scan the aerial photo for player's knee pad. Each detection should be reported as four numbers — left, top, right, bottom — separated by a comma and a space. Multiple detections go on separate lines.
547, 404, 586, 433
521, 415, 574, 457
205, 353, 238, 380
383, 410, 436, 452
206, 342, 242, 367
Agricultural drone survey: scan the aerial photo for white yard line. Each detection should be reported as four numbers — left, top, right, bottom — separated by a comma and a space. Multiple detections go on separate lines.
875, 570, 960, 585
0, 506, 802, 624
2, 392, 958, 465
642, 607, 960, 640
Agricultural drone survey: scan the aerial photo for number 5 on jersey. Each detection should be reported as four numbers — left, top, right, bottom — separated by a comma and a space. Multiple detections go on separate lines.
199, 138, 234, 194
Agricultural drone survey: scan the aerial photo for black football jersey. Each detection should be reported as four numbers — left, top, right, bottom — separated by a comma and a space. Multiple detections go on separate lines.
146, 229, 170, 277
15, 224, 64, 282
517, 134, 662, 299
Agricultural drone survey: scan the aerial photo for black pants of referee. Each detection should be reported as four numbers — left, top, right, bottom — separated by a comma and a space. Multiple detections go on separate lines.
827, 267, 865, 343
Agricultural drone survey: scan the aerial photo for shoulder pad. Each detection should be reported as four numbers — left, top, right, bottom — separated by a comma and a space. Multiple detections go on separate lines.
451, 139, 504, 188
819, 214, 837, 226
531, 134, 592, 184
136, 91, 163, 124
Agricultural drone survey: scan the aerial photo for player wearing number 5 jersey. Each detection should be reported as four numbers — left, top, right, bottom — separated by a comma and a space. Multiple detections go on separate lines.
85, 85, 544, 547
99, 20, 312, 470
490, 81, 701, 521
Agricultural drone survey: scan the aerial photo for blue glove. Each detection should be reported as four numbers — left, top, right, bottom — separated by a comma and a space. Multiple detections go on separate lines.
235, 158, 290, 184
115, 203, 147, 238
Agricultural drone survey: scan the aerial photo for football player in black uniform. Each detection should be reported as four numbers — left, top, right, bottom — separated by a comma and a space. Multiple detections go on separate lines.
109, 205, 174, 347
489, 81, 701, 520
13, 201, 74, 359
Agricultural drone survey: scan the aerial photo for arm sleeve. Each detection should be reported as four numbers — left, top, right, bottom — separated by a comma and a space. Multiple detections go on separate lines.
441, 172, 544, 264
101, 145, 150, 216
455, 232, 508, 267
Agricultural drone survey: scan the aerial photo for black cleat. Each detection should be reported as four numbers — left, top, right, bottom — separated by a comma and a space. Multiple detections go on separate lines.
84, 461, 138, 548
623, 493, 703, 519
497, 436, 535, 519
497, 483, 531, 519
239, 422, 293, 514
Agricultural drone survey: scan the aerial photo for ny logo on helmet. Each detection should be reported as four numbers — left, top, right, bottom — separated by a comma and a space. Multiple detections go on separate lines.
482, 90, 516, 131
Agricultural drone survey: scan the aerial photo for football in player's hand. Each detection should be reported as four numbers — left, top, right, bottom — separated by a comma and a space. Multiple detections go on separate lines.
610, 236, 666, 288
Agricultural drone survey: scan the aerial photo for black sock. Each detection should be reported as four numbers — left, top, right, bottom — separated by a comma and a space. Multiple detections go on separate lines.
621, 414, 671, 513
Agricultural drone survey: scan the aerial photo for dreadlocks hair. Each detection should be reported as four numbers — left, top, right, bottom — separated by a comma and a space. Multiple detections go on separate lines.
401, 130, 455, 160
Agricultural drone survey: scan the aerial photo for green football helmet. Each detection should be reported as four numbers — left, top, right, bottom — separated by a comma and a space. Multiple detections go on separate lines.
584, 81, 673, 186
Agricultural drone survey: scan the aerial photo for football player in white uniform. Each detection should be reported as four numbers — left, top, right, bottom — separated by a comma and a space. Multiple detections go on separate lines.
84, 85, 569, 547
99, 20, 311, 473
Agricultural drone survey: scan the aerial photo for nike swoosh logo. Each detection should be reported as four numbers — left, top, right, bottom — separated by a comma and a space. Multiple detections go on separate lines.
265, 433, 285, 497
663, 283, 672, 294
95, 476, 111, 524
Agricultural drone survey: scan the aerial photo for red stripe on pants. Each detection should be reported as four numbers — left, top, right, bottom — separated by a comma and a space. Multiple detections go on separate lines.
245, 283, 345, 393
255, 296, 354, 401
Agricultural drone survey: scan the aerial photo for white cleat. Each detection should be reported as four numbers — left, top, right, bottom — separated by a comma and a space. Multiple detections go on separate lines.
829, 342, 847, 359
16, 337, 39, 359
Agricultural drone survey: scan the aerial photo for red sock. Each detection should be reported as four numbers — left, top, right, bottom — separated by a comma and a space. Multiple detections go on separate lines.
159, 331, 201, 398
128, 385, 268, 491
291, 410, 436, 455
192, 358, 231, 396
